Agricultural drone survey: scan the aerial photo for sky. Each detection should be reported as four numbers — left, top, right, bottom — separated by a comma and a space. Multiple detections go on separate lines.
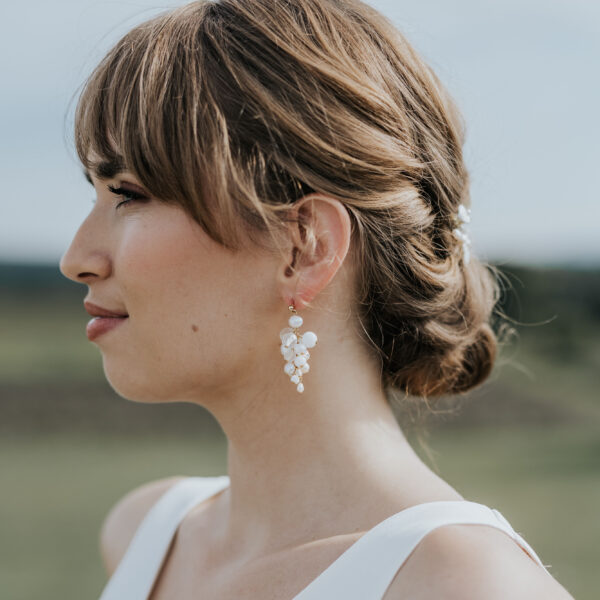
0, 0, 598, 266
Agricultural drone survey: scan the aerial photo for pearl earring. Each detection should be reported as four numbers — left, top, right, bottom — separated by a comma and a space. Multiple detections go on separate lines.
279, 303, 318, 393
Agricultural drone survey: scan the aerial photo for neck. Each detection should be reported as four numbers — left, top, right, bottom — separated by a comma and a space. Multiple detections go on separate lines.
204, 335, 448, 558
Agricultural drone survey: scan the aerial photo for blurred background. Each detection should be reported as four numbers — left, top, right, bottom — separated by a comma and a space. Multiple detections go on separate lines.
0, 1, 598, 598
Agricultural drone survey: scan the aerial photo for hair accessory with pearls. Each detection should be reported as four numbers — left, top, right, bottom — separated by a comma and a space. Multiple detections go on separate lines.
452, 204, 472, 264
280, 303, 317, 393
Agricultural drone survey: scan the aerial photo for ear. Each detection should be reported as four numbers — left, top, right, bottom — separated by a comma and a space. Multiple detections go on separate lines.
277, 194, 352, 311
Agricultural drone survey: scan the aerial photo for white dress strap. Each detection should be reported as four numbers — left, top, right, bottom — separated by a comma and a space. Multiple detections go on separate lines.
294, 500, 550, 600
98, 475, 230, 600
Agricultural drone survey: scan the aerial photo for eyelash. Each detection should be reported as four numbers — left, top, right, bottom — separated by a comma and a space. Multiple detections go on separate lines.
107, 185, 148, 208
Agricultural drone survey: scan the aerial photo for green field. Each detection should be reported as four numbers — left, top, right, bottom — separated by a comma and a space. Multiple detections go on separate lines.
1, 263, 598, 599
1, 425, 595, 599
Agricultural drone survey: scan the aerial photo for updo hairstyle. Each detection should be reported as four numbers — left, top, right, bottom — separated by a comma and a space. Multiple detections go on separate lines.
74, 0, 500, 400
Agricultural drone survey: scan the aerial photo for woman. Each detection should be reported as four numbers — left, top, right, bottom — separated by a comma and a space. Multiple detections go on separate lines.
59, 0, 574, 598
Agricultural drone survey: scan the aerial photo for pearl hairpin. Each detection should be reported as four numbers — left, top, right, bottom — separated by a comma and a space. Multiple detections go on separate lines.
452, 203, 472, 264
279, 304, 317, 393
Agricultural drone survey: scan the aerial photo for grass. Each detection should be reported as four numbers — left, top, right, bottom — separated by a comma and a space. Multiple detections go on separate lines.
1, 425, 595, 600
1, 272, 597, 598
0, 294, 104, 384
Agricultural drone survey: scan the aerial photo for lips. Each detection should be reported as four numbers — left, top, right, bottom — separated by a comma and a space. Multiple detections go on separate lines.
83, 301, 129, 341
86, 314, 128, 341
84, 301, 129, 318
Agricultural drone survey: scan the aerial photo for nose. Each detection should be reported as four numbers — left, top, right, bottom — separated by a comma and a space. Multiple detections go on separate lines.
59, 214, 112, 284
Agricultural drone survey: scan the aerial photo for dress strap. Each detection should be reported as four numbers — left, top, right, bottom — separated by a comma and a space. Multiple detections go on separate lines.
98, 476, 230, 600
294, 500, 550, 600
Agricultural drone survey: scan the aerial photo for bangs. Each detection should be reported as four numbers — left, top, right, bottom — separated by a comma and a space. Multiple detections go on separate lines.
74, 2, 301, 252
75, 7, 211, 221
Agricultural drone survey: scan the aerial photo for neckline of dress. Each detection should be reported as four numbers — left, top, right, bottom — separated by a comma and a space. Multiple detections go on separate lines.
292, 496, 476, 598
186, 476, 474, 598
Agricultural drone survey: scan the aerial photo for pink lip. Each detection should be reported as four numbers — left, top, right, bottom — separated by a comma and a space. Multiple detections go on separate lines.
86, 316, 128, 341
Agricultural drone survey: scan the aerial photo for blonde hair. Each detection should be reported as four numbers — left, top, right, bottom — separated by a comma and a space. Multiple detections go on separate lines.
74, 0, 499, 400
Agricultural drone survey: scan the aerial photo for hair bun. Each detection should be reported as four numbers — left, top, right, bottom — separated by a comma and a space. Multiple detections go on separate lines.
354, 241, 500, 401
386, 321, 496, 398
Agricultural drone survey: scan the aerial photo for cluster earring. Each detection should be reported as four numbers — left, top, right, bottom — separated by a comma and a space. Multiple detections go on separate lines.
279, 303, 318, 393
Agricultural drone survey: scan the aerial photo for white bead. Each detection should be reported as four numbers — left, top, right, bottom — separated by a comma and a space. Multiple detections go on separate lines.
279, 327, 293, 340
453, 228, 467, 242
291, 374, 300, 384
296, 382, 304, 393
301, 331, 317, 348
288, 314, 303, 328
293, 343, 307, 354
294, 355, 307, 367
282, 332, 297, 347
458, 204, 471, 223
284, 362, 295, 375
301, 363, 309, 373
283, 347, 294, 361
463, 244, 471, 264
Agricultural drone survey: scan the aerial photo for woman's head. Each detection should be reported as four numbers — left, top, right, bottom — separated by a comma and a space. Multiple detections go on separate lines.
62, 0, 499, 406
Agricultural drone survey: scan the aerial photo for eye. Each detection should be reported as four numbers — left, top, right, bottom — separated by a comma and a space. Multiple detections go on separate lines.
107, 185, 148, 208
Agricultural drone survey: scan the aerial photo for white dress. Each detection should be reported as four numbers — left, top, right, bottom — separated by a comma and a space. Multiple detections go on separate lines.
98, 476, 549, 599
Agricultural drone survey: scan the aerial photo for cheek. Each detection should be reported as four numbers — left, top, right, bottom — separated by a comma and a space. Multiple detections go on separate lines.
111, 207, 273, 393
118, 209, 228, 340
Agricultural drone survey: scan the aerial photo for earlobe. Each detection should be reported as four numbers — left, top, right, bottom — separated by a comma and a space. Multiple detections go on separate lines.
278, 194, 352, 311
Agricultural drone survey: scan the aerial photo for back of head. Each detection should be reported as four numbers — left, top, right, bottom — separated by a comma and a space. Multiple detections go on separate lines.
75, 0, 500, 402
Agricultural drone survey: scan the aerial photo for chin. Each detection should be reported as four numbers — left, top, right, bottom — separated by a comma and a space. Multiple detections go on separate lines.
102, 363, 173, 405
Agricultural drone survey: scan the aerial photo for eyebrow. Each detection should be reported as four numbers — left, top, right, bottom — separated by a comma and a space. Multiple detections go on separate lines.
83, 157, 127, 184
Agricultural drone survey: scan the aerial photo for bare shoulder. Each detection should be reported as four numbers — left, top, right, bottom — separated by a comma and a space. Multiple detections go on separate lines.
382, 523, 575, 600
99, 475, 187, 576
